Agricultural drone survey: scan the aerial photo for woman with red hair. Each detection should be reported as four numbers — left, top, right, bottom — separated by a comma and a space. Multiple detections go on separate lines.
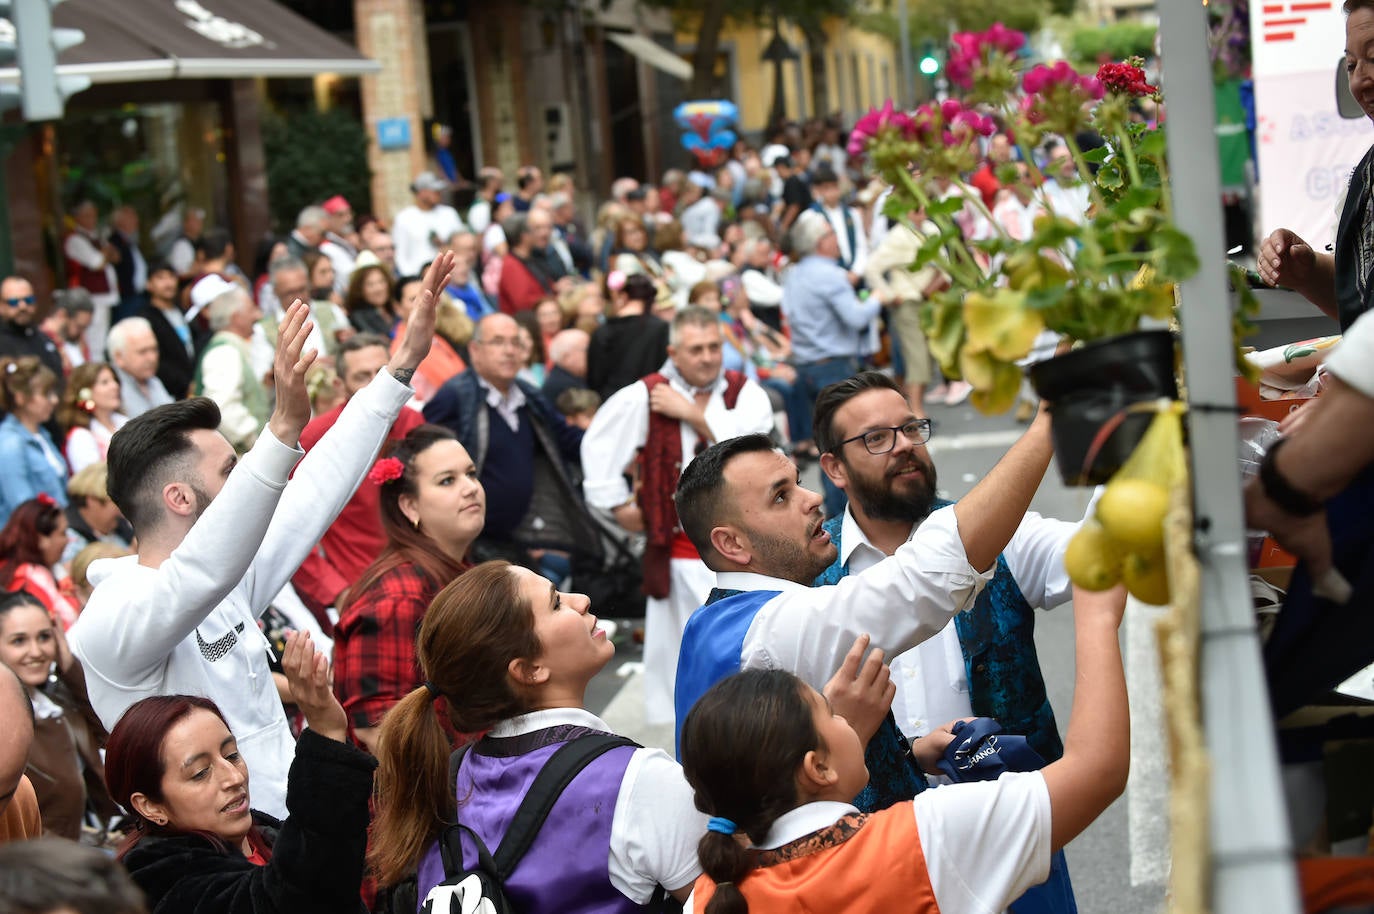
0, 496, 79, 629
107, 632, 374, 914
331, 424, 485, 752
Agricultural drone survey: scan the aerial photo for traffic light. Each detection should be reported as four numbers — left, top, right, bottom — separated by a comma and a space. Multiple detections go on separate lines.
3, 0, 88, 121
0, 5, 22, 114
919, 41, 940, 77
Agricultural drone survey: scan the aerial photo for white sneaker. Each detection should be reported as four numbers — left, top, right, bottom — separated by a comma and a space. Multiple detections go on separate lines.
923, 383, 949, 404
943, 381, 973, 406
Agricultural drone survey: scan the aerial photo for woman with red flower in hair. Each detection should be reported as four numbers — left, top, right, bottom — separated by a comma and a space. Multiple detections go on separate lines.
331, 424, 485, 752
0, 495, 81, 629
58, 362, 128, 474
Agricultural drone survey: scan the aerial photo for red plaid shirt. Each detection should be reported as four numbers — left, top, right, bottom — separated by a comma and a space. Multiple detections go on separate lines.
332, 562, 439, 731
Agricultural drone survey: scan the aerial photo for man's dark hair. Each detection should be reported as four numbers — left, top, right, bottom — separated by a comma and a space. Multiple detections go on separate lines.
625, 186, 648, 203
0, 837, 148, 914
106, 398, 222, 534
197, 228, 232, 261
146, 260, 177, 279
340, 332, 390, 358
674, 433, 776, 567
812, 371, 904, 455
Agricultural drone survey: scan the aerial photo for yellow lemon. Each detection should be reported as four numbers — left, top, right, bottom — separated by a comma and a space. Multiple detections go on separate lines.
1095, 478, 1170, 552
1063, 521, 1125, 592
1123, 550, 1170, 606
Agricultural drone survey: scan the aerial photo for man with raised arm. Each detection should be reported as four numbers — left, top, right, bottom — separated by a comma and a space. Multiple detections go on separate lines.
68, 253, 455, 819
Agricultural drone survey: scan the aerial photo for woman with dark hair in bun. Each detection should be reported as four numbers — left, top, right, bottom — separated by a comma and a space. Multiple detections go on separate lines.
586, 271, 670, 401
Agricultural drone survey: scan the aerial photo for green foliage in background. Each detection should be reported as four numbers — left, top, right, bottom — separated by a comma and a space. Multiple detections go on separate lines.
1069, 21, 1156, 65
263, 108, 372, 231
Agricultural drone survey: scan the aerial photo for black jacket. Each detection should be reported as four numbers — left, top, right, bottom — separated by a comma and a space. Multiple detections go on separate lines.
586, 314, 669, 402
122, 730, 376, 914
139, 302, 197, 400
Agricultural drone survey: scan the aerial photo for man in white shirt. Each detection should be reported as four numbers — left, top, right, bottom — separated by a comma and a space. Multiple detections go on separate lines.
809, 166, 868, 286
69, 254, 454, 819
582, 308, 775, 725
671, 387, 1054, 807
393, 171, 466, 276
467, 166, 504, 235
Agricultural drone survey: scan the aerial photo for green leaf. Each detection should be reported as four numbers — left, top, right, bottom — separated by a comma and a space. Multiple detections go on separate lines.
926, 195, 965, 220
1025, 283, 1069, 311
1096, 161, 1124, 191
1081, 145, 1111, 165
1151, 226, 1200, 280
883, 193, 916, 223
1137, 129, 1167, 159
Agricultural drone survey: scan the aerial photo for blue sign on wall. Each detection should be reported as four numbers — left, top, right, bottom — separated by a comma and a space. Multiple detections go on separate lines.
377, 118, 412, 151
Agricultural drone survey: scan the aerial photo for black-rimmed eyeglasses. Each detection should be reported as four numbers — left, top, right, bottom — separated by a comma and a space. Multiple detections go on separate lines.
835, 419, 933, 455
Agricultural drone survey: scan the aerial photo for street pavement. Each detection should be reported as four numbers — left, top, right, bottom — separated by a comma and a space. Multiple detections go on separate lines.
585, 395, 1169, 914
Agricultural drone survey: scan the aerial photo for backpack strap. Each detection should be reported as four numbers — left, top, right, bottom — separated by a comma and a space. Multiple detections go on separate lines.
491, 733, 638, 880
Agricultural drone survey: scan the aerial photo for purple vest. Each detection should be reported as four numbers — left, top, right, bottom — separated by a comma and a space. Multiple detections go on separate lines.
416, 724, 642, 914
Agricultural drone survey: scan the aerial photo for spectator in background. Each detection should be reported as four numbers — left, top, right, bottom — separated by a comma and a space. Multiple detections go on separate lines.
811, 165, 868, 284
498, 213, 558, 315
555, 387, 600, 429
62, 201, 120, 356
445, 233, 495, 322
293, 334, 424, 618
776, 154, 812, 235
301, 250, 353, 361
107, 317, 174, 418
587, 272, 669, 401
63, 462, 132, 565
361, 230, 398, 275
265, 258, 335, 368
109, 204, 148, 323
287, 205, 327, 260
0, 358, 67, 524
513, 313, 546, 387
513, 164, 543, 212
0, 591, 117, 840
467, 166, 504, 234
542, 327, 590, 406
612, 215, 663, 278
390, 275, 466, 403
332, 425, 484, 751
320, 195, 358, 293
46, 288, 94, 371
139, 261, 196, 399
193, 286, 269, 452
550, 190, 592, 276
0, 277, 64, 383
68, 543, 129, 610
165, 207, 204, 280
343, 262, 396, 337
970, 132, 1015, 210
0, 498, 79, 630
393, 171, 465, 277
58, 362, 128, 473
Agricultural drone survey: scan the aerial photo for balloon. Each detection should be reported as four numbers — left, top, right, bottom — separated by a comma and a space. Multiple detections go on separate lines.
674, 100, 739, 169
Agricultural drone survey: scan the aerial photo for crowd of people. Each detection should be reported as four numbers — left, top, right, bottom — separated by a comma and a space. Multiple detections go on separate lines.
0, 113, 1136, 914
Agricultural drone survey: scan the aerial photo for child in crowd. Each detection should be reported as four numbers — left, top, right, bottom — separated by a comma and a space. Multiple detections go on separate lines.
556, 388, 601, 430
679, 584, 1130, 914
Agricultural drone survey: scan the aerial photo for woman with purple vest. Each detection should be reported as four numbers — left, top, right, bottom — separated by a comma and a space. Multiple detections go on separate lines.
370, 560, 705, 910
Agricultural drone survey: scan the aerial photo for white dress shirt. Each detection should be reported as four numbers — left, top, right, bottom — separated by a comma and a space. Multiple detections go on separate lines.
837, 504, 1079, 740
477, 375, 527, 432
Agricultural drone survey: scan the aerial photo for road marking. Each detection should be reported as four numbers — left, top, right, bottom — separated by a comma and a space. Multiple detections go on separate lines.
926, 429, 1026, 453
1126, 597, 1172, 885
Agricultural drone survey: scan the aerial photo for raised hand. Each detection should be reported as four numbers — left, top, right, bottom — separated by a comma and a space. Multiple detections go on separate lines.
1257, 228, 1316, 290
266, 299, 318, 446
823, 633, 895, 746
282, 630, 347, 743
391, 250, 457, 376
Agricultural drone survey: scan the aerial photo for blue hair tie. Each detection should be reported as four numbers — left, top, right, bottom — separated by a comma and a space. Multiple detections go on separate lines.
707, 816, 737, 836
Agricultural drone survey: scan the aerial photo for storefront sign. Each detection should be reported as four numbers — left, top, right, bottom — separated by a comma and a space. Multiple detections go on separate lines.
377, 118, 411, 151
1250, 1, 1374, 247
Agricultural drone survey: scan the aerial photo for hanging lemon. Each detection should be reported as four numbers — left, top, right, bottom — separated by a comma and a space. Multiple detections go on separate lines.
1122, 550, 1170, 606
1095, 478, 1170, 552
1064, 520, 1125, 592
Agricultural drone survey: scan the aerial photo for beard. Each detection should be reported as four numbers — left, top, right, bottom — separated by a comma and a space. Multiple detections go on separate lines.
746, 522, 837, 585
844, 453, 938, 525
189, 482, 215, 523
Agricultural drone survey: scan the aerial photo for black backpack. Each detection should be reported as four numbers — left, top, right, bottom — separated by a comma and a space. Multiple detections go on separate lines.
418, 734, 678, 914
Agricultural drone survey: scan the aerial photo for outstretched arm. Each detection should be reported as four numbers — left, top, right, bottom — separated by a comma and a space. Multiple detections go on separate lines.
952, 408, 1054, 572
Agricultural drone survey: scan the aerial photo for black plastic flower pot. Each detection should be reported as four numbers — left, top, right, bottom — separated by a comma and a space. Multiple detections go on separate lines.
1028, 329, 1178, 486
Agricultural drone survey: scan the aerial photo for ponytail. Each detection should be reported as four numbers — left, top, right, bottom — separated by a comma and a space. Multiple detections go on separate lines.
680, 670, 825, 913
368, 561, 542, 886
369, 686, 454, 887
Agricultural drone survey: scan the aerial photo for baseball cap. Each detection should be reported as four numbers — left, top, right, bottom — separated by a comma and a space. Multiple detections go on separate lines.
186, 274, 240, 322
322, 195, 352, 215
411, 171, 449, 193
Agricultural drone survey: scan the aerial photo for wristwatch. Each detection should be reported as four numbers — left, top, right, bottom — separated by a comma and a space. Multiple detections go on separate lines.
1258, 437, 1324, 517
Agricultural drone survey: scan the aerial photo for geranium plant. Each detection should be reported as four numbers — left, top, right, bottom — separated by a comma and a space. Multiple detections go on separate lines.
849, 30, 1219, 413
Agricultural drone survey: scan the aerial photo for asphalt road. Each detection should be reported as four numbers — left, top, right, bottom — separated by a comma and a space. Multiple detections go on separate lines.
586, 395, 1170, 914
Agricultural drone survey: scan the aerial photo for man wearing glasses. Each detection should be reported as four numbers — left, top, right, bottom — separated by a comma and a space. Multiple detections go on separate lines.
810, 373, 1083, 908
672, 377, 1055, 802
0, 277, 64, 384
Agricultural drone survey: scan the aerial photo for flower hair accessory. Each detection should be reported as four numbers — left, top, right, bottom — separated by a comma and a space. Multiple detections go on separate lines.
35, 492, 56, 508
607, 270, 627, 292
368, 457, 405, 485
76, 387, 95, 414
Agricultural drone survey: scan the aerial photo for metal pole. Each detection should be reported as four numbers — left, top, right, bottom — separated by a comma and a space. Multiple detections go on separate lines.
1156, 1, 1301, 913
898, 0, 912, 107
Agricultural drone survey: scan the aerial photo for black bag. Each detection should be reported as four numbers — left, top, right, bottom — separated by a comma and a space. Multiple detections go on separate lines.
419, 735, 639, 914
570, 508, 647, 620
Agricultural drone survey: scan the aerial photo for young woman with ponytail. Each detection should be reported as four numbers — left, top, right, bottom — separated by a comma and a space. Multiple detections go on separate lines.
331, 424, 484, 753
369, 560, 705, 911
679, 584, 1132, 914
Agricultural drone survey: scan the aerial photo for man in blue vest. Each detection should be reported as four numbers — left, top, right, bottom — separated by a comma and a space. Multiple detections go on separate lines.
811, 370, 1081, 914
809, 164, 868, 287
673, 400, 1055, 795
